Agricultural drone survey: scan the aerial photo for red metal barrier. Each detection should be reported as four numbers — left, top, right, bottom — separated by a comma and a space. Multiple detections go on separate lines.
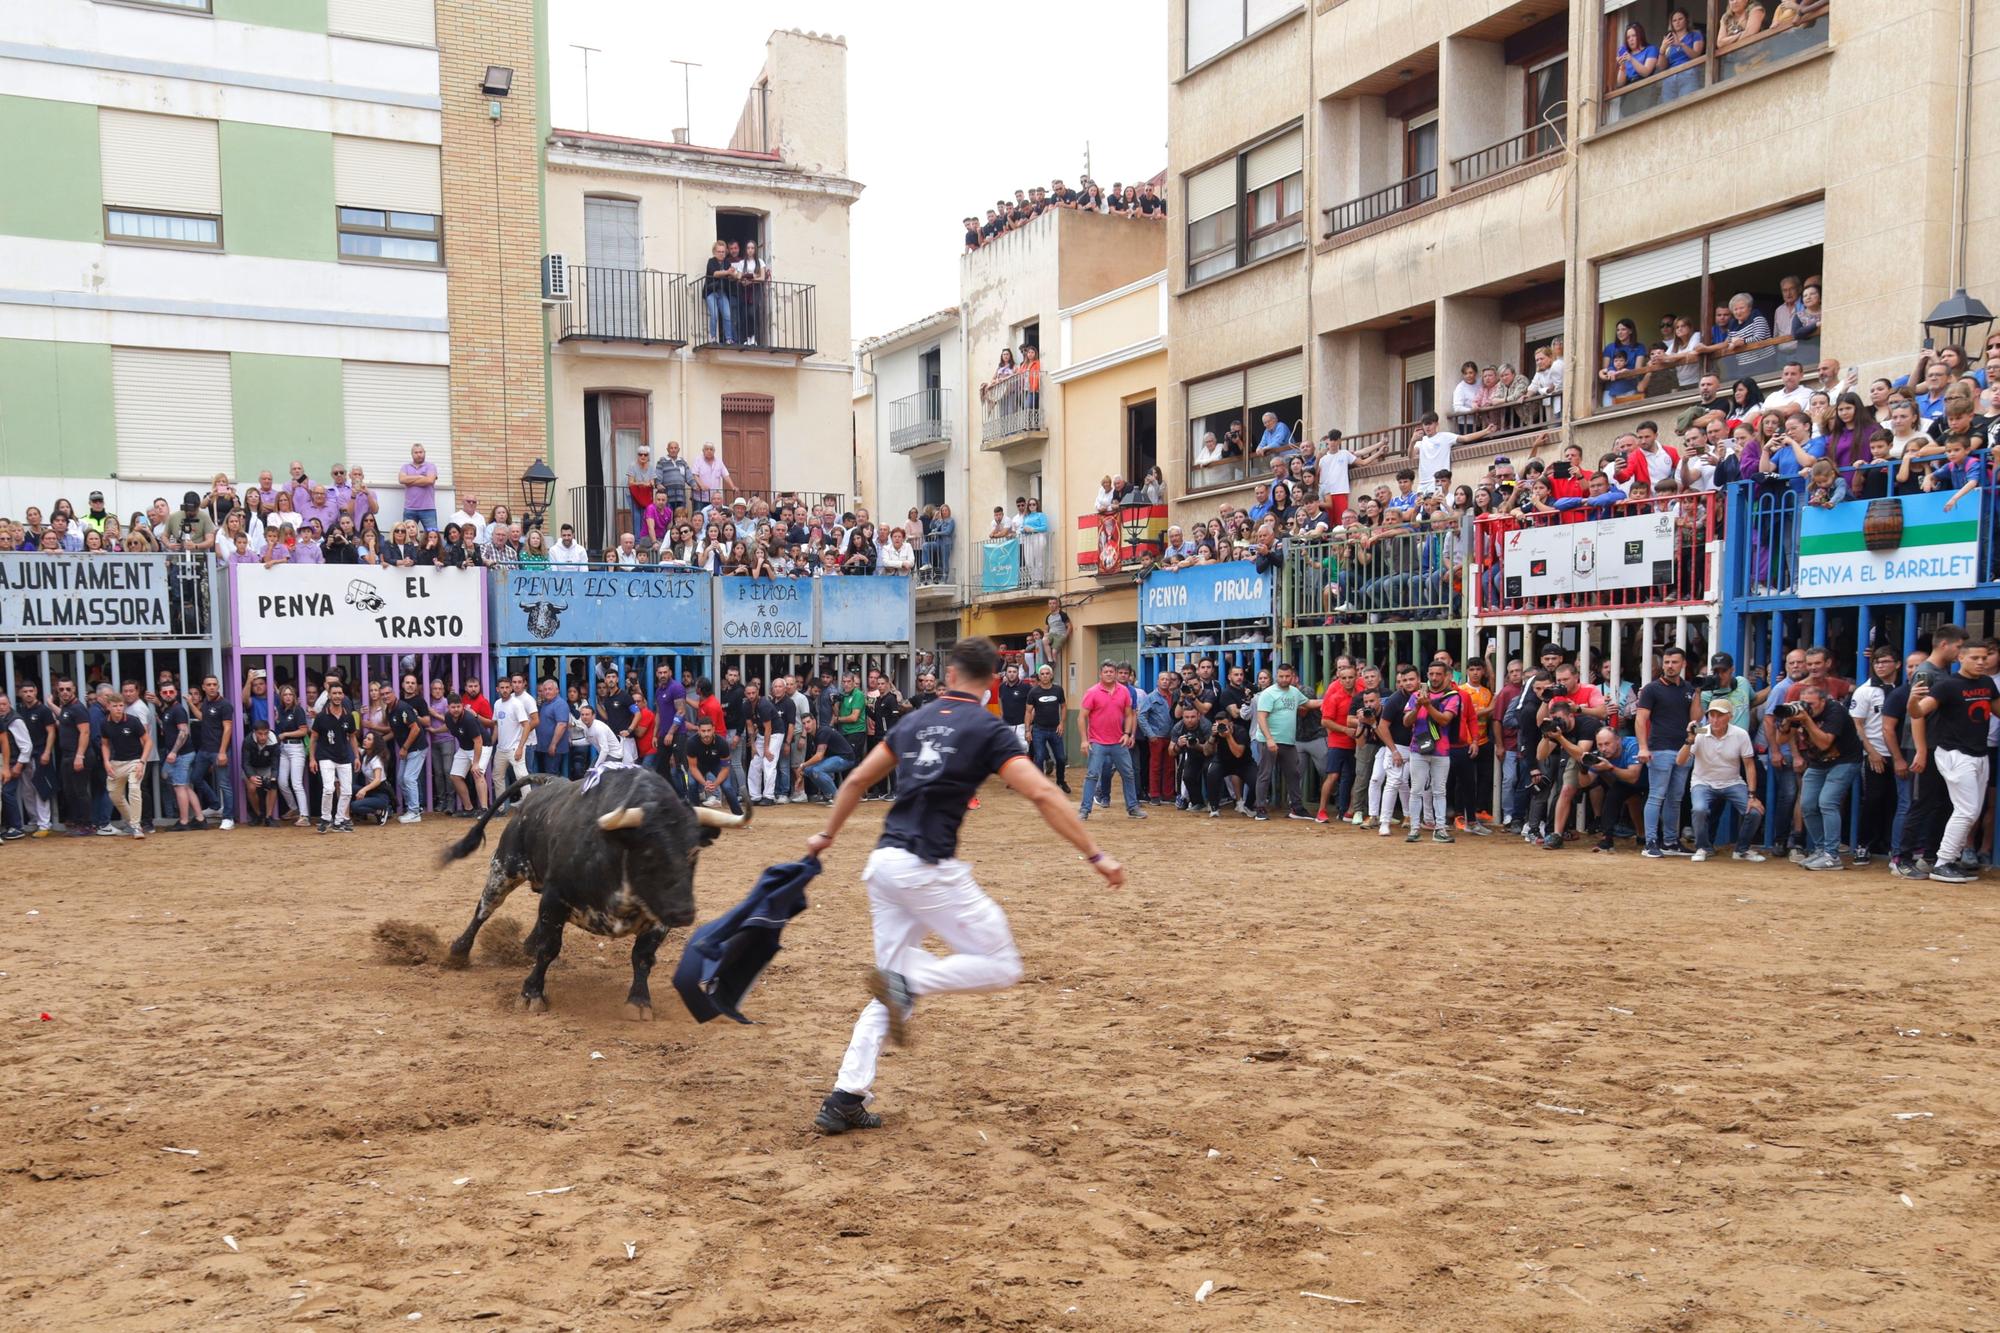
1472, 490, 1720, 616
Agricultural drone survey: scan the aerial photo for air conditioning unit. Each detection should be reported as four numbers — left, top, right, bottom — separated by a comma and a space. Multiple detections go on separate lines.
541, 253, 569, 302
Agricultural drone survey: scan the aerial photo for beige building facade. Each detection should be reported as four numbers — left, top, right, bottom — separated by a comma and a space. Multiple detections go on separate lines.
542, 29, 860, 552
1166, 0, 1998, 526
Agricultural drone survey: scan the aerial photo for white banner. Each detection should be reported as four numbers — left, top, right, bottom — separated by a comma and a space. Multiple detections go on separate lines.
0, 553, 174, 638
1503, 509, 1677, 598
234, 564, 485, 650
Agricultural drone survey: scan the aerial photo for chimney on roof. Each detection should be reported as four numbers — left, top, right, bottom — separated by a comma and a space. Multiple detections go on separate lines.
671, 127, 690, 144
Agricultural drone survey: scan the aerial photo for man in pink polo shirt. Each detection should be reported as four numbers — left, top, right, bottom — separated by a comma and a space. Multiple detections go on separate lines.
1078, 660, 1144, 820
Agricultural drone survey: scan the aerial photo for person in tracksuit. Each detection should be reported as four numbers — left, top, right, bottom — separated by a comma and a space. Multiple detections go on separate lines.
804, 637, 1124, 1135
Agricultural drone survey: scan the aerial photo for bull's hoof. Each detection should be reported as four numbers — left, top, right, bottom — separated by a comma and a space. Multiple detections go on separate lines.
623, 1001, 654, 1022
517, 994, 549, 1014
442, 948, 471, 971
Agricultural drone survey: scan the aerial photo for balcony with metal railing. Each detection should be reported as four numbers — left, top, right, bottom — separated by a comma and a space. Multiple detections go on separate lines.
690, 276, 818, 356
557, 266, 691, 345
890, 387, 952, 452
1449, 108, 1567, 190
1281, 526, 1462, 629
1470, 489, 1722, 618
1324, 168, 1438, 238
979, 374, 1047, 449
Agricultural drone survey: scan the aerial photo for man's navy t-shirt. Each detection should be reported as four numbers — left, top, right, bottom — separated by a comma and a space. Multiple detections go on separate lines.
877, 692, 1026, 863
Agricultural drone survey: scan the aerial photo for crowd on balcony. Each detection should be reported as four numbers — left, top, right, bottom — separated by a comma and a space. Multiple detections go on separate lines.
699, 237, 776, 347
1598, 281, 1820, 407
962, 174, 1166, 250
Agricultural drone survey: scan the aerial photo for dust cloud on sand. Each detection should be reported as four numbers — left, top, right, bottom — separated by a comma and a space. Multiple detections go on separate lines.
3, 801, 1997, 1329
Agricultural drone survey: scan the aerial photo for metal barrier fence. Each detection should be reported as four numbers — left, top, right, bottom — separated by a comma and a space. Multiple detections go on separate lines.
1471, 489, 1721, 617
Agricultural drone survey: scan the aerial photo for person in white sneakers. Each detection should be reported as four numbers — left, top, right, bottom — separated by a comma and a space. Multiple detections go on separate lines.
1680, 699, 1765, 863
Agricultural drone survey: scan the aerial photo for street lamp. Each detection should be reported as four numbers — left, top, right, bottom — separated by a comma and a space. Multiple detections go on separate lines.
1922, 288, 1995, 351
519, 458, 556, 531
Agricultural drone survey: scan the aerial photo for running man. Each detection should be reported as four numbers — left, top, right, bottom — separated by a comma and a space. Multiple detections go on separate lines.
803, 637, 1124, 1135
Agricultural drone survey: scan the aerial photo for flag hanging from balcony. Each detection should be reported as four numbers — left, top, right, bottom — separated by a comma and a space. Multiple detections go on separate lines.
1078, 505, 1168, 575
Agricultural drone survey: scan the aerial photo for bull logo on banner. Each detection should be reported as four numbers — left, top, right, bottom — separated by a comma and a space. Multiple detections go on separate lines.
344, 578, 386, 613
518, 600, 569, 640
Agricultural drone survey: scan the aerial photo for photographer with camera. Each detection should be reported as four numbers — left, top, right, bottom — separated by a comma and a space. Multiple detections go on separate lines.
1206, 706, 1253, 818
1575, 724, 1644, 853
1680, 699, 1764, 862
1635, 646, 1700, 857
1350, 677, 1387, 826
1760, 649, 1811, 861
1526, 699, 1590, 850
1168, 699, 1216, 814
1507, 669, 1557, 836
1776, 682, 1864, 870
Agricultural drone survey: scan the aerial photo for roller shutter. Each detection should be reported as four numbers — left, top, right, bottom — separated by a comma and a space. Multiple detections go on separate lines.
1245, 351, 1305, 405
1244, 128, 1303, 191
1596, 237, 1703, 303
333, 137, 442, 214
113, 349, 234, 477
1709, 199, 1825, 271
1185, 160, 1236, 221
342, 362, 451, 485
99, 110, 219, 213
328, 0, 436, 44
1186, 371, 1243, 418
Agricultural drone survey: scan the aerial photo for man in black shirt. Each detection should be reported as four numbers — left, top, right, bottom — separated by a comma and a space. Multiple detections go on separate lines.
442, 697, 489, 817
310, 681, 359, 832
192, 674, 235, 830
1635, 646, 1700, 856
684, 717, 743, 815
1026, 664, 1068, 792
155, 682, 201, 832
1786, 683, 1864, 871
745, 681, 781, 806
799, 713, 857, 801
389, 675, 430, 823
803, 637, 1123, 1136
718, 664, 746, 761
241, 717, 282, 827
1168, 700, 1215, 812
1910, 636, 1997, 882
53, 678, 99, 836
1900, 625, 1964, 875
99, 695, 152, 838
1372, 664, 1421, 836
597, 668, 637, 765
996, 663, 1033, 750
17, 682, 56, 836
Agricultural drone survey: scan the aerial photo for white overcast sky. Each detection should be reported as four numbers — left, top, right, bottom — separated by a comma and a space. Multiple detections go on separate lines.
545, 0, 1168, 341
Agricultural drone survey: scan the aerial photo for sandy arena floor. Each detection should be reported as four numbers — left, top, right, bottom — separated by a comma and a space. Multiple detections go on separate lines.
3, 795, 1998, 1331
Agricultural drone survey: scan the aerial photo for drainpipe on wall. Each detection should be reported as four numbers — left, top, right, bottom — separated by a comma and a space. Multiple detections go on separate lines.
1951, 0, 1973, 290
676, 177, 689, 460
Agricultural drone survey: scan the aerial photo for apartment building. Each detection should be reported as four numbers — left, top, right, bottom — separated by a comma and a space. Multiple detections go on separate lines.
0, 0, 547, 520
856, 306, 964, 653
960, 207, 1164, 648
1166, 0, 1991, 525
541, 29, 861, 553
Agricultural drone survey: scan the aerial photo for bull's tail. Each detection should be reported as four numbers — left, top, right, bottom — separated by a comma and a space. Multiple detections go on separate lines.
437, 774, 563, 866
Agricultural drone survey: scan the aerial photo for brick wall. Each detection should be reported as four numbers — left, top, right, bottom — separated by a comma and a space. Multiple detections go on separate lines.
437, 0, 548, 506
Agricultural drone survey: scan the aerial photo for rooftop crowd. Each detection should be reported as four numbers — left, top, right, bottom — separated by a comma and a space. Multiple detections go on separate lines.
963, 173, 1166, 251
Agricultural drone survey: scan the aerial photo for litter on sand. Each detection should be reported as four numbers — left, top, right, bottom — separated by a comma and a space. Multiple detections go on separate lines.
525, 1186, 575, 1197
452, 1177, 471, 1186
1194, 1281, 1214, 1304
222, 1236, 238, 1252
1300, 1291, 1364, 1304
1207, 1149, 1222, 1159
590, 1052, 605, 1061
1606, 1006, 1634, 1015
1893, 1112, 1933, 1121
160, 1147, 201, 1157
1899, 1194, 1915, 1208
1533, 1102, 1587, 1116
624, 1242, 637, 1260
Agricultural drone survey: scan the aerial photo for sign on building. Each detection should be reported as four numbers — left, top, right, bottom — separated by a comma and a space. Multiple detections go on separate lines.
234, 565, 485, 650
1503, 509, 1677, 599
1140, 559, 1272, 626
0, 553, 174, 637
496, 568, 711, 645
715, 576, 814, 647
1796, 491, 1980, 597
981, 538, 1020, 594
817, 575, 914, 643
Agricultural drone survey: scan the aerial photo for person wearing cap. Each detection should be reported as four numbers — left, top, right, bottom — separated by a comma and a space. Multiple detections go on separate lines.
1679, 698, 1765, 862
82, 491, 110, 536
1698, 652, 1752, 730
168, 492, 216, 551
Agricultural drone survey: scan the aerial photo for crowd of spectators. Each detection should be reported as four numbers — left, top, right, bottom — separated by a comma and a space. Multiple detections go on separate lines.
1597, 283, 1821, 408
698, 236, 775, 347
0, 657, 935, 838
963, 174, 1166, 250
985, 627, 1996, 883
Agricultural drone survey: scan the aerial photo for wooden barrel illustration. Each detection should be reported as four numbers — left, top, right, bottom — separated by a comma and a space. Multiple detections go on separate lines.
1862, 497, 1904, 553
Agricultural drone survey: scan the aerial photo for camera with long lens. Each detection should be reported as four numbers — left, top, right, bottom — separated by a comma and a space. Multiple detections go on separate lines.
1539, 717, 1567, 738
1773, 700, 1808, 720
1693, 672, 1724, 691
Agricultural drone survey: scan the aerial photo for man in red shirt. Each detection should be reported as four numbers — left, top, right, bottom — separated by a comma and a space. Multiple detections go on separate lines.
1078, 661, 1142, 819
1316, 661, 1358, 823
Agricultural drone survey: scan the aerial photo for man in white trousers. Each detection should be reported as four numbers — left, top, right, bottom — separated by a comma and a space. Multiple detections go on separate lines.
804, 637, 1124, 1135
745, 680, 782, 805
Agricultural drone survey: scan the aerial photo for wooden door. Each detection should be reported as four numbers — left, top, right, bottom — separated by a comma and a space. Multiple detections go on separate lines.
720, 394, 772, 496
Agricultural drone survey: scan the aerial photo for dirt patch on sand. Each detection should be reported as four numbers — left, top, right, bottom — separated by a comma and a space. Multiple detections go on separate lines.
2, 803, 1998, 1330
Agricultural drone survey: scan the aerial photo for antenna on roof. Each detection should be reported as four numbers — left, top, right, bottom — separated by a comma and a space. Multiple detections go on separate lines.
1083, 139, 1092, 180
670, 58, 701, 145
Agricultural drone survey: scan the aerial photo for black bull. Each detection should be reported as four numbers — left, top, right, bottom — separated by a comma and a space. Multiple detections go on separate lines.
437, 768, 749, 1017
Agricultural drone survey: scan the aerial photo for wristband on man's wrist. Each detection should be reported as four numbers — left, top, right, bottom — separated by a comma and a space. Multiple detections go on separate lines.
1087, 851, 1106, 863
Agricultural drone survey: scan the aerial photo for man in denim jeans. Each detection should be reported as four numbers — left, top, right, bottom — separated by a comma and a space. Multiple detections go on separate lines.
388, 673, 430, 823
1784, 684, 1864, 871
190, 675, 235, 830
1635, 646, 1700, 857
1682, 700, 1766, 862
799, 714, 856, 801
1027, 664, 1069, 792
1077, 661, 1143, 820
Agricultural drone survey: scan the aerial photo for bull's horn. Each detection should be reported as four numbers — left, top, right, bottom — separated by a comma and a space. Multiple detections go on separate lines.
597, 806, 646, 831
693, 806, 748, 829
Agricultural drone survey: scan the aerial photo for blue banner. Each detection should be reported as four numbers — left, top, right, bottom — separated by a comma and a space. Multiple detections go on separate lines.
818, 575, 913, 644
495, 568, 709, 645
715, 576, 814, 647
1139, 560, 1273, 626
981, 538, 1020, 593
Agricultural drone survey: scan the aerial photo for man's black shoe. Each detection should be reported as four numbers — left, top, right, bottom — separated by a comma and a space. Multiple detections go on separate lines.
813, 1094, 882, 1135
1057, 780, 1071, 794
866, 968, 916, 1046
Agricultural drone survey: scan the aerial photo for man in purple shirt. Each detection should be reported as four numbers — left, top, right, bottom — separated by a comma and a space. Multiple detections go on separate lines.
400, 443, 439, 530
327, 464, 354, 520
286, 460, 313, 512
653, 662, 687, 778
255, 470, 279, 509
298, 484, 340, 533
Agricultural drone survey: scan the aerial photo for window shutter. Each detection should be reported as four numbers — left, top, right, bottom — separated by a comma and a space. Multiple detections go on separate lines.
1404, 351, 1435, 383
583, 197, 643, 270
1708, 199, 1825, 271
1247, 0, 1302, 29
1186, 370, 1243, 418
328, 0, 436, 44
1244, 128, 1303, 192
1524, 316, 1565, 343
1186, 0, 1241, 67
1185, 159, 1235, 221
1245, 352, 1305, 404
113, 349, 233, 477
342, 362, 451, 486
1596, 237, 1703, 303
333, 137, 442, 215
99, 110, 220, 214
